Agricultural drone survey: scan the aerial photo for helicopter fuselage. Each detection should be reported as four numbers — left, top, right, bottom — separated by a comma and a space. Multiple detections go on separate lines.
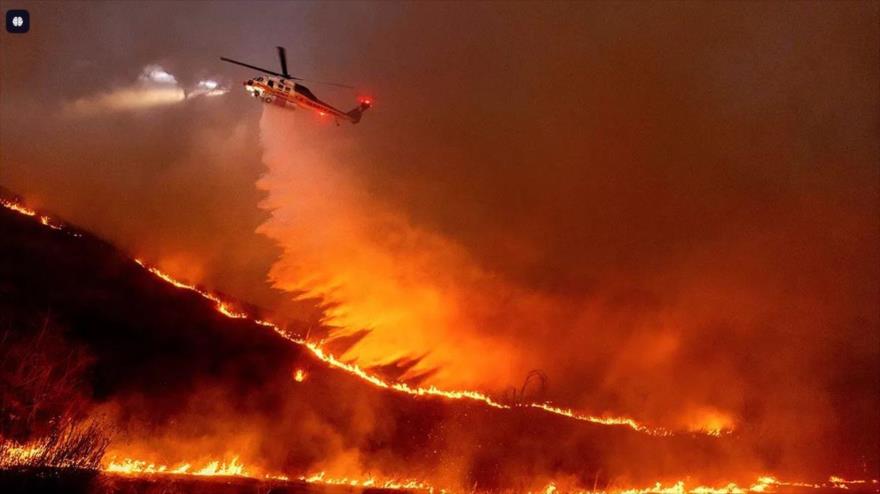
221, 47, 370, 124
243, 75, 366, 123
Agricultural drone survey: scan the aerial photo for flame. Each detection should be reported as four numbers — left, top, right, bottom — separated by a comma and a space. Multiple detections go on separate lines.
2, 198, 69, 232
0, 441, 47, 468
293, 368, 307, 382
0, 437, 98, 469
528, 403, 672, 435
830, 477, 880, 490
679, 406, 736, 436
194, 457, 246, 476
301, 471, 438, 491
535, 476, 880, 494
103, 466, 880, 494
106, 456, 246, 477
103, 455, 441, 491
1, 198, 37, 216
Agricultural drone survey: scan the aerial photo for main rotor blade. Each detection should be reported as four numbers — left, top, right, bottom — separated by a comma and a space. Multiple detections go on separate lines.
220, 57, 302, 80
277, 46, 290, 78
221, 55, 354, 89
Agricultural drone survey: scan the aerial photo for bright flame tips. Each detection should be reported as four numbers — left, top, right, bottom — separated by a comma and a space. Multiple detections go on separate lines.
2, 199, 37, 216
106, 456, 245, 477
103, 455, 439, 491
98, 454, 880, 494
534, 476, 880, 494
293, 368, 307, 382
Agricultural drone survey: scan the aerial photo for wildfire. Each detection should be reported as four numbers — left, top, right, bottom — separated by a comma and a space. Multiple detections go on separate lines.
536, 476, 880, 494
293, 368, 308, 382
103, 455, 441, 491
0, 198, 60, 229
1, 198, 37, 216
4, 445, 866, 494
0, 196, 719, 437
0, 441, 46, 468
132, 256, 680, 435
2, 198, 70, 232
302, 471, 438, 491
297, 334, 683, 435
529, 403, 672, 436
830, 477, 877, 488
106, 456, 246, 477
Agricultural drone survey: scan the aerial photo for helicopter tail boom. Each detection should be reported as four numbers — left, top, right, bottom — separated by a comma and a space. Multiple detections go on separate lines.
345, 100, 372, 124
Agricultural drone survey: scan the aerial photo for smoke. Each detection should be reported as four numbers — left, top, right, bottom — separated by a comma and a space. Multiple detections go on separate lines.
63, 64, 228, 116
255, 2, 879, 475
257, 107, 527, 388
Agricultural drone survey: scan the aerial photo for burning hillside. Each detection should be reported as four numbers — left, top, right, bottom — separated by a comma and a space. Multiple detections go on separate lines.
1, 192, 878, 494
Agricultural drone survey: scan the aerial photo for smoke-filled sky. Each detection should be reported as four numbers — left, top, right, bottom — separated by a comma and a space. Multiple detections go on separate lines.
1, 0, 878, 475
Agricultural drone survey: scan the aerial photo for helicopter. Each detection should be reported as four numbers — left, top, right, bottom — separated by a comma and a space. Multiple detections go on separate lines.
221, 46, 371, 125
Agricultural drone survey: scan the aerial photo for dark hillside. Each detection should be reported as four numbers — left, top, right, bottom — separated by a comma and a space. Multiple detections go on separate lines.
0, 199, 742, 490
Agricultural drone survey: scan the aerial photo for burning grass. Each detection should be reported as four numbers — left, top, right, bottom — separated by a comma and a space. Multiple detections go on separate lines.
0, 421, 109, 470
0, 312, 110, 471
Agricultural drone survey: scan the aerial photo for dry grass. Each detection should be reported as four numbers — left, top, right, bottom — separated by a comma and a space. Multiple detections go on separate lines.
0, 420, 109, 470
0, 317, 110, 471
504, 369, 547, 405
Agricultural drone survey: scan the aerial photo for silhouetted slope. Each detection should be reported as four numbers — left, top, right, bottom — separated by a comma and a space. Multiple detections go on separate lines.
0, 200, 297, 409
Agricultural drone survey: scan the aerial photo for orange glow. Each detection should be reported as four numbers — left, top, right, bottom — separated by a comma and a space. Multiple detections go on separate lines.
0, 441, 47, 468
528, 403, 671, 435
301, 471, 437, 491
1, 198, 62, 230
534, 476, 880, 494
194, 457, 246, 476
106, 456, 246, 477
681, 407, 736, 436
103, 455, 441, 491
1, 198, 37, 216
293, 368, 307, 382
